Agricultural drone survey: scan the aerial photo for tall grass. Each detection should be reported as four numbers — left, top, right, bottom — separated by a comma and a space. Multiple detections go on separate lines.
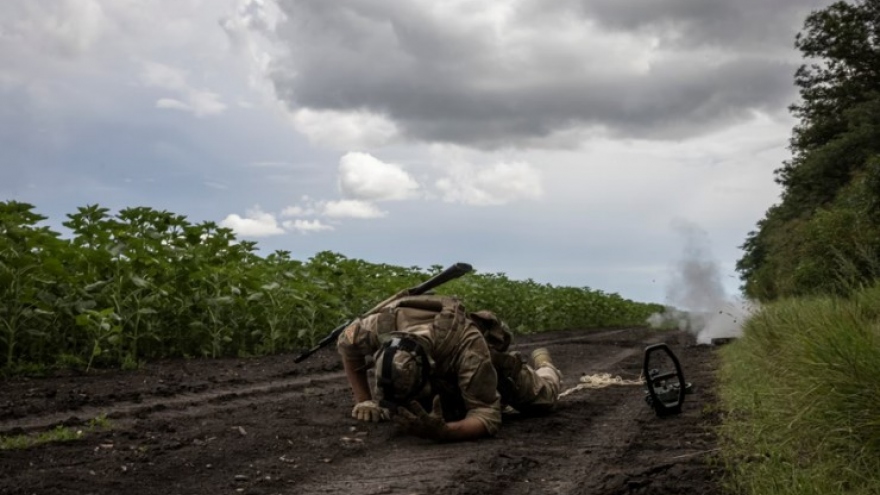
718, 284, 880, 494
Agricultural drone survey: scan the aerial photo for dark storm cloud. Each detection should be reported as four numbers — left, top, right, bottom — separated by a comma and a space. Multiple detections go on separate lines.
267, 0, 827, 147
574, 0, 831, 50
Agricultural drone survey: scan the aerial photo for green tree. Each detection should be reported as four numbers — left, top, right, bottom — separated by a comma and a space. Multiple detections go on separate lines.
738, 0, 880, 300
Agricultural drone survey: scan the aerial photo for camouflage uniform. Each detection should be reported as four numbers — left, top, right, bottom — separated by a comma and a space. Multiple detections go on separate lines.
337, 295, 562, 435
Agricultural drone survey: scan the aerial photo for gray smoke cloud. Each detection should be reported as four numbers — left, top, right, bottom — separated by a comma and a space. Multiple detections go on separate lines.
647, 220, 756, 343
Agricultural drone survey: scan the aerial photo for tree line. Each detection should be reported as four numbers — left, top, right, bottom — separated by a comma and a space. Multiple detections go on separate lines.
738, 0, 880, 300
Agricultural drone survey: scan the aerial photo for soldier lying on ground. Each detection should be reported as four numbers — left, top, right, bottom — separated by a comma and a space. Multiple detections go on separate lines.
337, 295, 562, 442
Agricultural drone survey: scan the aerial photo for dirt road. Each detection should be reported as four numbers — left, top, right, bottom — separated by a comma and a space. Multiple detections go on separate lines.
0, 327, 721, 494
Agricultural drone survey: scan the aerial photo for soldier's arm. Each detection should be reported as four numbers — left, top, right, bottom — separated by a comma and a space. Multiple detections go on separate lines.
455, 332, 503, 437
443, 416, 489, 440
336, 318, 380, 404
342, 355, 372, 403
396, 394, 489, 441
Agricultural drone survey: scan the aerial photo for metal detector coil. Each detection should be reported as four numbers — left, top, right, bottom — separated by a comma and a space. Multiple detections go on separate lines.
643, 343, 690, 417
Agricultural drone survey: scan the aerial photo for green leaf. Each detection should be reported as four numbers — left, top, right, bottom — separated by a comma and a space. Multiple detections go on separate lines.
83, 281, 108, 292
108, 242, 126, 257
24, 328, 48, 338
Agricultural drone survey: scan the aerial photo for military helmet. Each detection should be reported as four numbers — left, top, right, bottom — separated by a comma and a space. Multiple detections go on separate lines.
469, 310, 512, 352
375, 336, 431, 406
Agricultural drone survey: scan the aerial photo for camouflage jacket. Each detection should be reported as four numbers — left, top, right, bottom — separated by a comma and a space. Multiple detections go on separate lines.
337, 295, 502, 435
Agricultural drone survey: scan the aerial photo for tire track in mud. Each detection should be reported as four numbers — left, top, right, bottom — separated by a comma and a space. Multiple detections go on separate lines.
285, 332, 663, 495
505, 327, 632, 350
0, 371, 349, 435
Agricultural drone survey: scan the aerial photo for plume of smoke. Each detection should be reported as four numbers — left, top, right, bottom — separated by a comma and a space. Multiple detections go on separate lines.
647, 221, 757, 344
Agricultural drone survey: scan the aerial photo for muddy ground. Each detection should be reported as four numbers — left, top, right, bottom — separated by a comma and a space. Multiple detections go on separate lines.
0, 327, 722, 494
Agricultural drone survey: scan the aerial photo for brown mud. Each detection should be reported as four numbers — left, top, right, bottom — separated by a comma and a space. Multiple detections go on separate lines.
0, 327, 722, 494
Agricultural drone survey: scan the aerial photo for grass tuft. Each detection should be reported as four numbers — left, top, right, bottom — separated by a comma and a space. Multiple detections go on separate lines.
718, 284, 880, 494
0, 414, 111, 451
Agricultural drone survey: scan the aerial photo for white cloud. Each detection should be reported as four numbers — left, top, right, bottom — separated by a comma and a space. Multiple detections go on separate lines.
281, 205, 313, 217
220, 205, 285, 237
0, 0, 242, 121
2, 0, 107, 58
219, 0, 284, 98
141, 62, 189, 91
249, 161, 295, 168
281, 198, 385, 219
291, 109, 400, 149
222, 0, 277, 38
283, 219, 335, 233
0, 0, 109, 98
183, 90, 227, 117
338, 152, 419, 201
321, 199, 386, 219
155, 98, 190, 111
436, 161, 544, 205
203, 181, 228, 190
141, 61, 227, 117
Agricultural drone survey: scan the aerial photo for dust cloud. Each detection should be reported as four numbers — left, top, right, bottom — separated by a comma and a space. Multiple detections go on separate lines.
647, 221, 756, 344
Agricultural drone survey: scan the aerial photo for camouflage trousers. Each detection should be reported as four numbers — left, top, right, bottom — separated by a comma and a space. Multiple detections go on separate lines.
492, 351, 562, 414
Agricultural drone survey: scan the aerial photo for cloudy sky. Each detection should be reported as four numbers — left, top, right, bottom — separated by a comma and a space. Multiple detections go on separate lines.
1, 0, 832, 306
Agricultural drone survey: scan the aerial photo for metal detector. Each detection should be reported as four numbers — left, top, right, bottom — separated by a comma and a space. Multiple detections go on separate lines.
643, 343, 691, 417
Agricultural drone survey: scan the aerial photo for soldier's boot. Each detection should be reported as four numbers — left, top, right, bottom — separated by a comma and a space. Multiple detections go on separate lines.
531, 347, 563, 390
531, 348, 554, 370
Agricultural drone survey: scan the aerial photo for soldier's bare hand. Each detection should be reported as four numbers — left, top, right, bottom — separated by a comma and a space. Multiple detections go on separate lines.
351, 400, 390, 422
394, 396, 451, 441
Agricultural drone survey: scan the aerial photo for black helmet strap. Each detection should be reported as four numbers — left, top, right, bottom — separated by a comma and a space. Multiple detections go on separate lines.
378, 336, 431, 406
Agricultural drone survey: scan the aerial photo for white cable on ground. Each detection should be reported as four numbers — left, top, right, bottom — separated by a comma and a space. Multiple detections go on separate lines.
559, 373, 644, 398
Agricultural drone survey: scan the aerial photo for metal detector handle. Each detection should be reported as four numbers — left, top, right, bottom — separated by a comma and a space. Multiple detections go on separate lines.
643, 343, 686, 416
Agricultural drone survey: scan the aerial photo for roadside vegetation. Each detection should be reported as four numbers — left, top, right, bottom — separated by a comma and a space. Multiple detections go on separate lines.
0, 201, 662, 375
723, 1, 880, 493
719, 285, 880, 494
